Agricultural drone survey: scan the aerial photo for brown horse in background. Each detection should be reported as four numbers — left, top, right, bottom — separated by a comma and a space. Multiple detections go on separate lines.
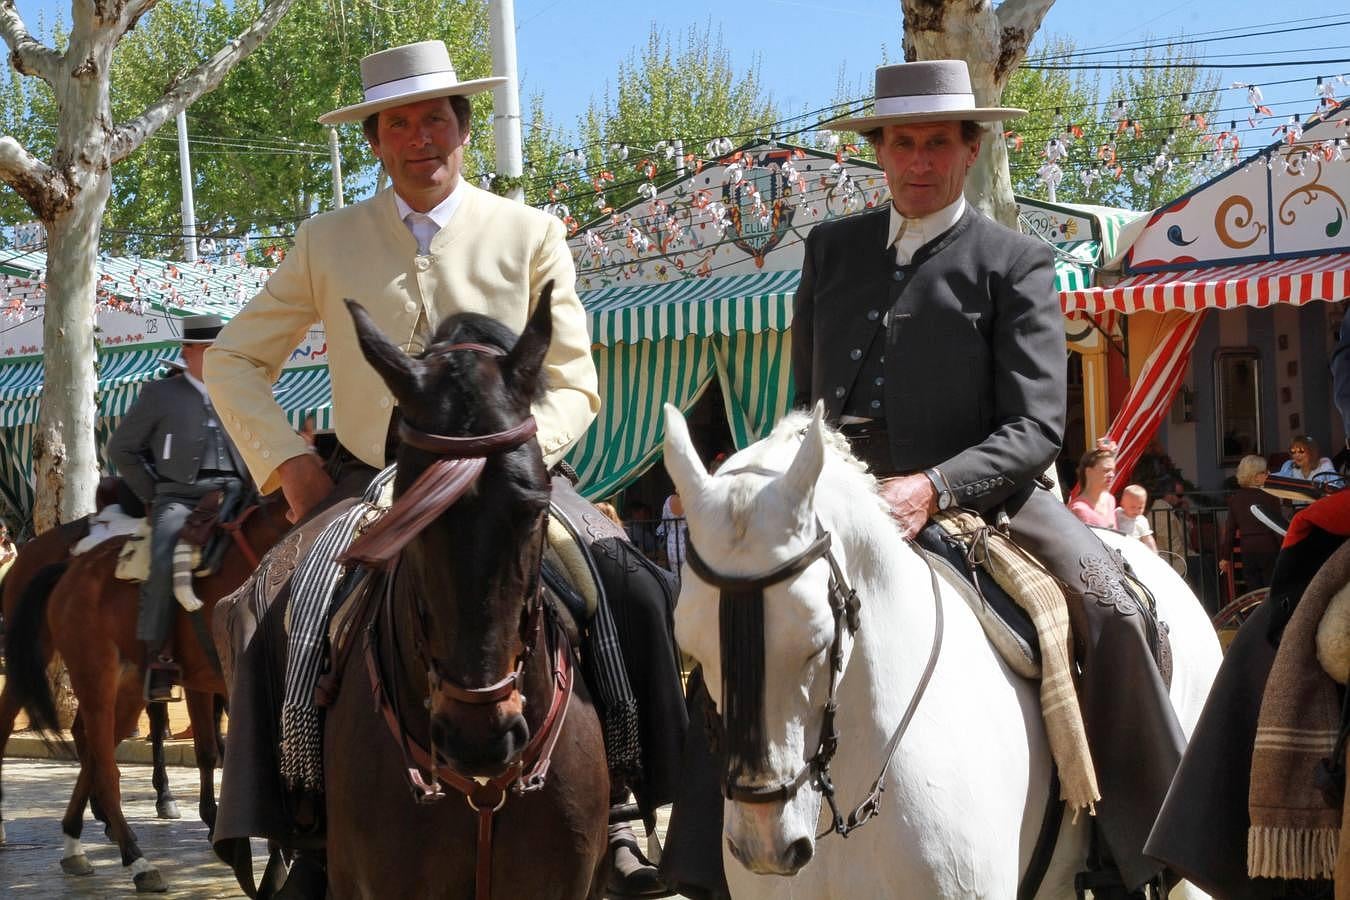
4, 496, 291, 892
319, 295, 609, 897
0, 514, 223, 839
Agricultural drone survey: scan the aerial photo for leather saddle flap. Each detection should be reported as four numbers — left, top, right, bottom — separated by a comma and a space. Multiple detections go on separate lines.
914, 522, 1042, 678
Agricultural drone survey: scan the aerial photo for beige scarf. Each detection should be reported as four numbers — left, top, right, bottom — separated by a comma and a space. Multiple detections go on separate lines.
933, 511, 1100, 813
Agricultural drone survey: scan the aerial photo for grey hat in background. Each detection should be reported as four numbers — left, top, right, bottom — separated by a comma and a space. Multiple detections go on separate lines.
178, 314, 225, 344
319, 40, 507, 125
827, 60, 1026, 132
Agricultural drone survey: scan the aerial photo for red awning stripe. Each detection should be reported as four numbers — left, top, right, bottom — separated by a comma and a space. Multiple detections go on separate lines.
1062, 253, 1350, 314
1105, 312, 1209, 492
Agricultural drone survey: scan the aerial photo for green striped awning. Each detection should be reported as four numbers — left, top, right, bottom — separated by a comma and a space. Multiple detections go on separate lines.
0, 353, 333, 522
1054, 240, 1101, 293
0, 350, 333, 429
582, 270, 800, 344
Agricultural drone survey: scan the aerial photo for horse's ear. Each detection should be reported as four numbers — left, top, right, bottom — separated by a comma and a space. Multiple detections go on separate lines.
663, 404, 708, 499
503, 280, 553, 402
779, 403, 826, 501
346, 299, 418, 399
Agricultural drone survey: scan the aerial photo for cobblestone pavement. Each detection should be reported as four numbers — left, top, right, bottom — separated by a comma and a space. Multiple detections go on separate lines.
0, 758, 686, 898
0, 759, 256, 897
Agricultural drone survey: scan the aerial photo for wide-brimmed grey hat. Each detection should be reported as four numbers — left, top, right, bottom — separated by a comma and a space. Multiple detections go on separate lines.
178, 314, 225, 344
827, 60, 1026, 132
319, 40, 506, 125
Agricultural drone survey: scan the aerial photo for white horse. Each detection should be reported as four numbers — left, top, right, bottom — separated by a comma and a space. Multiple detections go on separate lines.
663, 404, 1221, 900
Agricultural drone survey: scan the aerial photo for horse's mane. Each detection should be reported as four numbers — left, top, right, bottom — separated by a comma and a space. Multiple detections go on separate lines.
719, 411, 898, 572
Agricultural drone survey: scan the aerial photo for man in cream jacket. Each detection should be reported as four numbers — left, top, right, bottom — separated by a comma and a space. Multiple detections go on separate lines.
204, 41, 676, 899
205, 40, 598, 523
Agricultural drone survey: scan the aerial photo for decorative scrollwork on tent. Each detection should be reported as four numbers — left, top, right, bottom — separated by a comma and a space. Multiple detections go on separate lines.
1215, 195, 1267, 250
1277, 155, 1347, 230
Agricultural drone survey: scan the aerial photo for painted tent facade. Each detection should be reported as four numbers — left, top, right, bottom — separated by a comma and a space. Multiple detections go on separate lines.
1063, 98, 1350, 490
564, 140, 1142, 499
0, 251, 330, 524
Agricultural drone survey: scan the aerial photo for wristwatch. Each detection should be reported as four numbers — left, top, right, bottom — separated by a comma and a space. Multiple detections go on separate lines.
924, 467, 954, 511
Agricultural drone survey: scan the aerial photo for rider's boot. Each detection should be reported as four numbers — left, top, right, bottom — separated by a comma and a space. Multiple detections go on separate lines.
142, 641, 181, 704
605, 818, 669, 898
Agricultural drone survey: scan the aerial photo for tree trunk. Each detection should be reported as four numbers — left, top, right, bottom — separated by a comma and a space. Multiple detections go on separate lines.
902, 0, 1055, 228
32, 178, 109, 534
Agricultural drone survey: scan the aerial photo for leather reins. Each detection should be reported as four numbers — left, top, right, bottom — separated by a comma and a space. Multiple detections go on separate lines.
344, 340, 573, 900
684, 464, 945, 840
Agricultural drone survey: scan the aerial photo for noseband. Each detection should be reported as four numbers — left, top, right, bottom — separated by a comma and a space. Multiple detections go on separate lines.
685, 464, 944, 840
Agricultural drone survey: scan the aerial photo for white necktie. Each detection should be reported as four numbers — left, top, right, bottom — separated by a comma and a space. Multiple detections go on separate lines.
405, 212, 437, 254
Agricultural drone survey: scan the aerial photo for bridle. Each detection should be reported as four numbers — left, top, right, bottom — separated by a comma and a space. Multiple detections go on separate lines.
684, 464, 944, 840
343, 340, 575, 900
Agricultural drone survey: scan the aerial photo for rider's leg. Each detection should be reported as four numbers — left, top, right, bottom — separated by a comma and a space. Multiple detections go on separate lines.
1005, 487, 1185, 892
140, 496, 193, 702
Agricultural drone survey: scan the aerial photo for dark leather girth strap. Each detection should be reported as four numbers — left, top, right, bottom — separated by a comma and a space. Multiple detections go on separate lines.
1017, 766, 1063, 900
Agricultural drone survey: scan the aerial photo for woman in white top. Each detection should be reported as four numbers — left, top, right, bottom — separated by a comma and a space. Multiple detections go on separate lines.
1276, 434, 1342, 488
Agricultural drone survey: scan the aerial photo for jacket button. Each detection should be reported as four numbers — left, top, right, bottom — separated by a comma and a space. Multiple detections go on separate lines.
404, 300, 417, 313
834, 386, 846, 398
379, 396, 391, 408
867, 310, 880, 321
870, 400, 881, 410
892, 270, 905, 282
874, 376, 884, 387
850, 348, 862, 360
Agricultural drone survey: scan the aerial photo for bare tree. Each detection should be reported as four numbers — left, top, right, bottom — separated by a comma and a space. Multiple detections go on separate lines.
0, 0, 297, 532
901, 0, 1056, 227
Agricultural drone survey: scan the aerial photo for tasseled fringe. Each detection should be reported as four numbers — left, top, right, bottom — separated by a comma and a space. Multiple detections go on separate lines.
279, 705, 325, 794
1247, 825, 1339, 879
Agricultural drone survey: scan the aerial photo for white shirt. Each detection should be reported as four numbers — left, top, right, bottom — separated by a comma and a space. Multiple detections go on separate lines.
886, 195, 966, 266
393, 180, 466, 253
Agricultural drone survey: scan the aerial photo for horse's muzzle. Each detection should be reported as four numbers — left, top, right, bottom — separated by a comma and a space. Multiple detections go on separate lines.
429, 691, 530, 775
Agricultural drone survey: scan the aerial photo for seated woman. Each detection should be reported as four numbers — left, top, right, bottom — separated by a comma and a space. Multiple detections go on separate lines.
1276, 434, 1343, 488
1219, 454, 1284, 592
1069, 444, 1117, 528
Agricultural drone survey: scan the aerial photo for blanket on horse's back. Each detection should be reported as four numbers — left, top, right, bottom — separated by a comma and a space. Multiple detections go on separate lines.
212, 495, 366, 876
1145, 490, 1350, 899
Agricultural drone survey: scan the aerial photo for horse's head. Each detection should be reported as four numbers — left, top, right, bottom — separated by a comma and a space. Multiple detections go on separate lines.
665, 402, 867, 876
346, 286, 553, 774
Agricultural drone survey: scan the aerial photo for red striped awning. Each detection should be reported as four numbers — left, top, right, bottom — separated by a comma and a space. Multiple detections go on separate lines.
1062, 253, 1350, 315
1104, 312, 1209, 493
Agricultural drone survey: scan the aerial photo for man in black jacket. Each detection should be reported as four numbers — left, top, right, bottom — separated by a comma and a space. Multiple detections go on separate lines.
793, 60, 1184, 894
108, 314, 246, 701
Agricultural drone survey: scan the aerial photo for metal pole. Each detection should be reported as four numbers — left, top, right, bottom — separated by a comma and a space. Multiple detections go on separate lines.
489, 0, 524, 203
328, 127, 345, 209
673, 139, 685, 179
175, 110, 198, 263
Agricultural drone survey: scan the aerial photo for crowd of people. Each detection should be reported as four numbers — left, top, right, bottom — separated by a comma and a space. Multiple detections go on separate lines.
1064, 431, 1347, 602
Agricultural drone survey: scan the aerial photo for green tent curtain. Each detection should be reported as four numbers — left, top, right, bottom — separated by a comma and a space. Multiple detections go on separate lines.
566, 335, 718, 500
713, 328, 796, 451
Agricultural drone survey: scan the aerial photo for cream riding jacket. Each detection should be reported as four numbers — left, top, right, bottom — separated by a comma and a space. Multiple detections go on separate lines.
204, 184, 599, 493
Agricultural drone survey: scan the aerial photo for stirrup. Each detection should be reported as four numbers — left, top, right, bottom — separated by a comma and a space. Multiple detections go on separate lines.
143, 660, 184, 704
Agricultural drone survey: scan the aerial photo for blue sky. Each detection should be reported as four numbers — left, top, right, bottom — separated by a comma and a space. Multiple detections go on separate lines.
511, 0, 1349, 148
11, 0, 1349, 158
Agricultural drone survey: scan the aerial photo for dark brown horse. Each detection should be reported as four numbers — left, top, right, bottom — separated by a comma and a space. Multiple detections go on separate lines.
320, 293, 609, 898
4, 495, 291, 891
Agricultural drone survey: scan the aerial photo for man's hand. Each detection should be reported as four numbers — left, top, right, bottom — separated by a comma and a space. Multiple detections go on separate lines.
277, 453, 334, 524
879, 473, 938, 540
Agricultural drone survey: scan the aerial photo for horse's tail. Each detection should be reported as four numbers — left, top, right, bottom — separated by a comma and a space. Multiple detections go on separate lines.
5, 561, 68, 736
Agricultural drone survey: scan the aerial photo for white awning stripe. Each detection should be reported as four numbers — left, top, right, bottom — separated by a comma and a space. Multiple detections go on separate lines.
1062, 253, 1350, 314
